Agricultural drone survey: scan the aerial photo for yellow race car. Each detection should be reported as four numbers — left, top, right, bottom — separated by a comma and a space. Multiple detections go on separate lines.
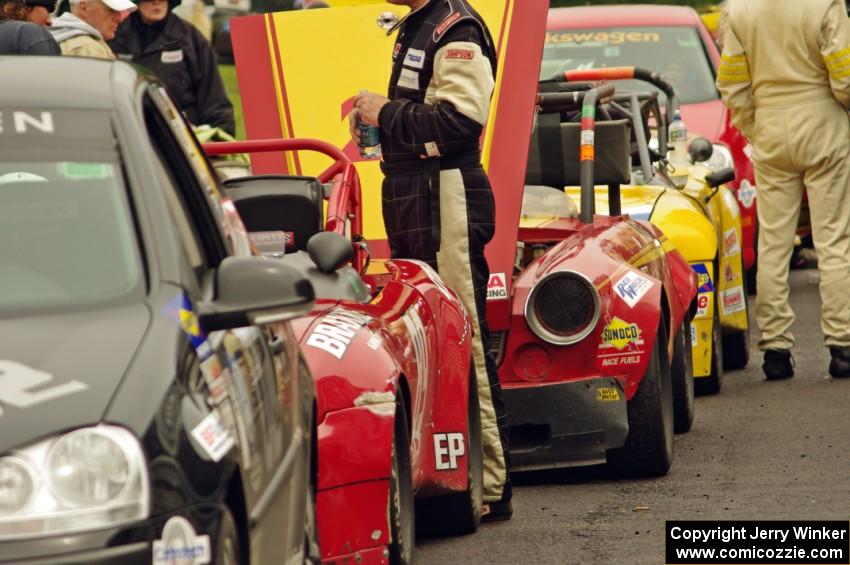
532, 67, 749, 395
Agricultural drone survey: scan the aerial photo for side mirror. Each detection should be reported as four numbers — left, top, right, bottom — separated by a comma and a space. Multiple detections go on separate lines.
688, 137, 714, 163
307, 232, 353, 274
198, 256, 314, 331
705, 167, 736, 188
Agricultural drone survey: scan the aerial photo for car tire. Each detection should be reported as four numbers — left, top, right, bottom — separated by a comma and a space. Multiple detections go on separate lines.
389, 395, 415, 565
215, 508, 242, 565
670, 317, 695, 434
415, 363, 483, 536
695, 305, 723, 396
607, 322, 674, 477
722, 271, 750, 371
303, 481, 320, 564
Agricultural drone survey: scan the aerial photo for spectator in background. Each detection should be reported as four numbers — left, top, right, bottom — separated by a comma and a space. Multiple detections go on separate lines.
109, 0, 234, 134
24, 0, 55, 26
50, 0, 135, 58
0, 0, 59, 52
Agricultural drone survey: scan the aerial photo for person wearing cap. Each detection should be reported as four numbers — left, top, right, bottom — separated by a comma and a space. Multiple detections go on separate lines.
49, 0, 135, 58
0, 0, 60, 53
24, 0, 55, 26
108, 0, 234, 134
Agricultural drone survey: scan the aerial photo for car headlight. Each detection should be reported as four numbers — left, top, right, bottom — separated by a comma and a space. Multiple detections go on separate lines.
524, 271, 600, 345
0, 425, 149, 539
704, 144, 734, 173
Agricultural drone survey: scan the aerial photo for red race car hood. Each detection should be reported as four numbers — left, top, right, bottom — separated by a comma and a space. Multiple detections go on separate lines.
681, 99, 725, 143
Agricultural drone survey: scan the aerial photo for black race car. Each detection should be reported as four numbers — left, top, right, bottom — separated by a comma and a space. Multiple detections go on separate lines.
0, 57, 318, 564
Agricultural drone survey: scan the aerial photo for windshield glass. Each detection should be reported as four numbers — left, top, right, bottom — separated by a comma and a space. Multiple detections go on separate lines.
541, 26, 718, 104
0, 120, 143, 314
522, 185, 579, 219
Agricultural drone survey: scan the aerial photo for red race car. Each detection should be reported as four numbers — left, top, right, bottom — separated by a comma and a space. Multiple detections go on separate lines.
544, 5, 760, 286
205, 138, 483, 565
495, 81, 698, 476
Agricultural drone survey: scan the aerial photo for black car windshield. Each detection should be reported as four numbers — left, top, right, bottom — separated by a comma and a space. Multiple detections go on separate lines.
0, 113, 143, 313
541, 26, 718, 105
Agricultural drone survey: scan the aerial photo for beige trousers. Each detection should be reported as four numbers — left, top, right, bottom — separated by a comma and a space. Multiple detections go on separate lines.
752, 98, 850, 350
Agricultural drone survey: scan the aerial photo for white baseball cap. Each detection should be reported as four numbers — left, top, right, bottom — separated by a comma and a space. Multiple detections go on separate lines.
69, 0, 138, 12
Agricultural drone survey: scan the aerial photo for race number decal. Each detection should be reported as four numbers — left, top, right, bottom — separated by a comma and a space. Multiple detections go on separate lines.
0, 360, 87, 417
487, 272, 508, 300
434, 432, 465, 470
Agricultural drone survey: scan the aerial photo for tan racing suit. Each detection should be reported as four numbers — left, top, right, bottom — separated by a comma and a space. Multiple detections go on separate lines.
717, 0, 850, 351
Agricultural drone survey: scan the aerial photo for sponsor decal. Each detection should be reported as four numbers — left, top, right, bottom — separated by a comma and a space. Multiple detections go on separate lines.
693, 264, 714, 293
599, 317, 643, 351
723, 228, 741, 257
404, 48, 425, 69
580, 129, 595, 147
397, 67, 419, 90
434, 432, 465, 470
305, 309, 372, 359
545, 31, 660, 45
0, 360, 87, 417
0, 111, 54, 134
721, 286, 746, 316
724, 262, 736, 283
248, 230, 294, 255
424, 141, 441, 157
190, 410, 235, 462
613, 271, 653, 308
600, 355, 641, 368
696, 293, 710, 318
199, 356, 227, 404
160, 49, 184, 64
738, 178, 756, 209
596, 387, 621, 401
691, 324, 698, 347
392, 42, 401, 59
434, 11, 460, 37
153, 516, 211, 565
366, 333, 382, 350
446, 48, 474, 61
487, 272, 508, 300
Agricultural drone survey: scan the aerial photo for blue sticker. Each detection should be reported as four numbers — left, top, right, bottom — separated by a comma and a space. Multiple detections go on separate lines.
693, 264, 714, 293
163, 294, 209, 354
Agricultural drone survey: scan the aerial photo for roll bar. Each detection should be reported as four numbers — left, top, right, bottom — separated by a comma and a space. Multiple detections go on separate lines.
203, 138, 366, 272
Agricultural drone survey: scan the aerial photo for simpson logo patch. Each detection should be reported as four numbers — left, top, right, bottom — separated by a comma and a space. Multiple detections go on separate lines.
446, 48, 474, 61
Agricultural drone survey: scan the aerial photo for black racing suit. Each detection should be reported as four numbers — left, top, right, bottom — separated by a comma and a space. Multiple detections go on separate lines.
0, 20, 60, 55
109, 12, 235, 135
377, 0, 511, 505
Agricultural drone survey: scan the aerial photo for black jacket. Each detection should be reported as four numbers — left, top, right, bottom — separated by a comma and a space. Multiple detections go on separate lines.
109, 12, 234, 134
0, 20, 60, 55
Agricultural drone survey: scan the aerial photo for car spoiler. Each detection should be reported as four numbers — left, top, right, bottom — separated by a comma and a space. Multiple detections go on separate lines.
204, 138, 368, 273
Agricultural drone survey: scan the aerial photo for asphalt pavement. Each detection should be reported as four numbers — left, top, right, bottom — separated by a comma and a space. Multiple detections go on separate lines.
417, 268, 850, 565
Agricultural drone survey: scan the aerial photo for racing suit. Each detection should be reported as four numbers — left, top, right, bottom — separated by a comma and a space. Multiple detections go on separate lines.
717, 0, 850, 351
378, 0, 510, 506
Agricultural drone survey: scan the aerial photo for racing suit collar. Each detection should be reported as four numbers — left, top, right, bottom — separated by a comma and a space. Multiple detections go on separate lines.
385, 0, 436, 36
